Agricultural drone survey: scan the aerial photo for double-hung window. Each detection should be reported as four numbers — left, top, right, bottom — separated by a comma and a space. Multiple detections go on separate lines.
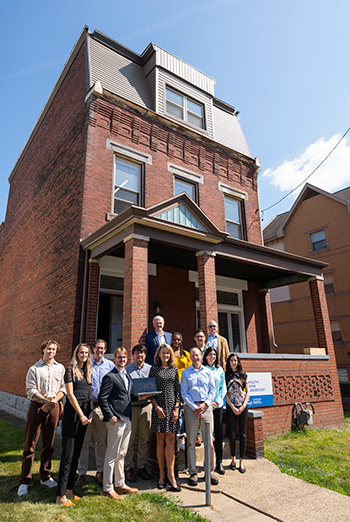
311, 230, 327, 251
174, 176, 198, 202
114, 157, 141, 214
165, 87, 205, 130
224, 196, 243, 239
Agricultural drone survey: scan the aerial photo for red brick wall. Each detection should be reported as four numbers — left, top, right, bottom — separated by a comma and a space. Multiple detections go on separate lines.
197, 252, 218, 331
243, 282, 264, 353
123, 237, 149, 355
85, 260, 100, 346
80, 97, 261, 245
241, 356, 344, 437
148, 265, 196, 350
0, 43, 88, 396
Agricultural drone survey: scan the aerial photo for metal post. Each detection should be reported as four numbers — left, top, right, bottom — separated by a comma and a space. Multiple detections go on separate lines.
204, 421, 211, 507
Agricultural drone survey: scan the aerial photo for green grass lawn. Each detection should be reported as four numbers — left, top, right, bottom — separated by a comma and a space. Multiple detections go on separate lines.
0, 418, 206, 522
265, 411, 350, 496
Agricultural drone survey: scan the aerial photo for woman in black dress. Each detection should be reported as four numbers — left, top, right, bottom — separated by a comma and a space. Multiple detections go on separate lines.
225, 353, 250, 474
150, 344, 181, 491
56, 344, 93, 506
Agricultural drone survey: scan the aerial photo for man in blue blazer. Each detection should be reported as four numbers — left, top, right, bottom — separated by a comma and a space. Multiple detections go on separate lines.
99, 347, 138, 499
146, 315, 172, 365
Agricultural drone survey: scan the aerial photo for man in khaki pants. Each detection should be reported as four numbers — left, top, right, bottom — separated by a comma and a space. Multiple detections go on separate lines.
75, 340, 114, 486
125, 344, 152, 482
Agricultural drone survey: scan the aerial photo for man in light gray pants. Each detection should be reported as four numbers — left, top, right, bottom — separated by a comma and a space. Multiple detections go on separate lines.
181, 347, 219, 487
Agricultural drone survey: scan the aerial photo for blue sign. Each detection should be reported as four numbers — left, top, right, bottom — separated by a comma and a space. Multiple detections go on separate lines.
247, 372, 273, 408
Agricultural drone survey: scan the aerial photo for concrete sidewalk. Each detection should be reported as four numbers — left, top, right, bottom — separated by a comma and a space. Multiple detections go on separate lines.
2, 409, 349, 522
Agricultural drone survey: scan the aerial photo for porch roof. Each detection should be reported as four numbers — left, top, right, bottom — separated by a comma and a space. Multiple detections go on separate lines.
81, 194, 327, 290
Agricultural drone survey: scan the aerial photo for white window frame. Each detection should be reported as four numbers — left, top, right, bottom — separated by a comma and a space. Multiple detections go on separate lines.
106, 140, 152, 216
165, 86, 206, 130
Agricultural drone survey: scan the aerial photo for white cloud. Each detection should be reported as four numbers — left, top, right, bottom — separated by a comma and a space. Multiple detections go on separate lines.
262, 134, 350, 194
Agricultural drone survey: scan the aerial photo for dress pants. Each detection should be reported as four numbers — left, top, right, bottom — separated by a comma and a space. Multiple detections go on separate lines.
57, 402, 88, 496
78, 406, 107, 474
125, 404, 151, 470
213, 406, 224, 465
103, 418, 131, 493
184, 404, 214, 476
226, 405, 248, 459
19, 400, 60, 485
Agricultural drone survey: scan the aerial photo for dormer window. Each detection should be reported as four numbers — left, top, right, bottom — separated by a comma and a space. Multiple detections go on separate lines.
165, 87, 205, 129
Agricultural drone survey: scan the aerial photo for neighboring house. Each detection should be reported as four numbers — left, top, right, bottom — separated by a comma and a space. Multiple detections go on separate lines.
263, 183, 350, 409
0, 28, 344, 439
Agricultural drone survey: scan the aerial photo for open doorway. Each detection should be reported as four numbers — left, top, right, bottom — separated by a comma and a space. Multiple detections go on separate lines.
97, 293, 123, 354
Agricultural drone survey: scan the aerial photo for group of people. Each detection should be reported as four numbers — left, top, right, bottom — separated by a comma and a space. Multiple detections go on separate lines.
17, 315, 250, 505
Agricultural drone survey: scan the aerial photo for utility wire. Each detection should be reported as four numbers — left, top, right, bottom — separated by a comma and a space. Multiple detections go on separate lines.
261, 126, 350, 217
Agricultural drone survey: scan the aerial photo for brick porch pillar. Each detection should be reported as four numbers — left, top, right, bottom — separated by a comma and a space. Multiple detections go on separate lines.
259, 289, 275, 353
85, 259, 100, 346
196, 250, 218, 329
309, 276, 343, 416
309, 277, 334, 355
123, 234, 149, 359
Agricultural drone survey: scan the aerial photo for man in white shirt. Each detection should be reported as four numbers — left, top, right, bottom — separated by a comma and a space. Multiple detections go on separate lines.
207, 320, 230, 370
99, 347, 138, 499
181, 347, 218, 487
125, 344, 152, 482
17, 340, 65, 496
75, 339, 114, 486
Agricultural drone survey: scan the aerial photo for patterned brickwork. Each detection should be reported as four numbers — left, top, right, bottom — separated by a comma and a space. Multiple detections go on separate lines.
273, 373, 333, 405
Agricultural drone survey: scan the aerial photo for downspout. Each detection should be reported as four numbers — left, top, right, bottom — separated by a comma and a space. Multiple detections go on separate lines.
79, 249, 90, 343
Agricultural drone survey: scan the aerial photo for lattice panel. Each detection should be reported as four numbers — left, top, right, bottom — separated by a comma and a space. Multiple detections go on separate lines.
273, 374, 333, 404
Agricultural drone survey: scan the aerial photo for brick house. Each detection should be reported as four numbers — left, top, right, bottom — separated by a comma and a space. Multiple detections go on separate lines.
0, 28, 344, 443
263, 183, 350, 409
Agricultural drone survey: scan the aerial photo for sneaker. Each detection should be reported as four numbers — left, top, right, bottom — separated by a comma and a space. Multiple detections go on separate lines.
17, 484, 29, 496
40, 477, 58, 488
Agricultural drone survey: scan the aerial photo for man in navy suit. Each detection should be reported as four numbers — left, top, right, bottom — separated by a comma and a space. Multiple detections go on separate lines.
99, 347, 138, 500
146, 315, 172, 365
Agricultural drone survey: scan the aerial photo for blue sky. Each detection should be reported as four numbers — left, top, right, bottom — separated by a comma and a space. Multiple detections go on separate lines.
1, 0, 349, 227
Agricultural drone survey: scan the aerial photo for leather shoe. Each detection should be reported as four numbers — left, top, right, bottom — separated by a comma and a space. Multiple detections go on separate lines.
67, 495, 81, 501
158, 482, 165, 490
115, 485, 139, 495
95, 472, 103, 484
229, 462, 236, 470
215, 463, 225, 475
102, 490, 123, 500
195, 436, 201, 447
238, 466, 246, 474
125, 468, 137, 483
137, 467, 151, 480
210, 474, 219, 485
74, 474, 85, 487
167, 484, 182, 492
188, 474, 198, 486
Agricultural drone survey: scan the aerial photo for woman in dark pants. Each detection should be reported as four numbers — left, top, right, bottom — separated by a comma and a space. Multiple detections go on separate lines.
203, 347, 226, 474
225, 353, 250, 473
56, 344, 93, 506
